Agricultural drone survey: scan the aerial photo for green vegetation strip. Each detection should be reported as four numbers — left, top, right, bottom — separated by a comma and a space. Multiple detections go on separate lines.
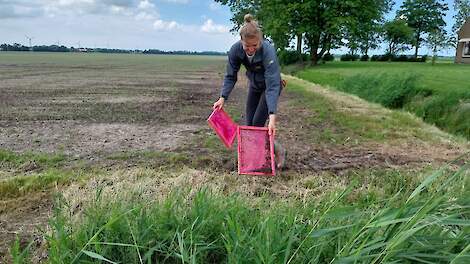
12, 160, 470, 263
284, 76, 446, 144
293, 62, 470, 140
0, 149, 65, 170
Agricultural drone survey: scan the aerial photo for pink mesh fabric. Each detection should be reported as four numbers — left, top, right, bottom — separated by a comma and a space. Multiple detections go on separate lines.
207, 108, 237, 148
237, 126, 275, 176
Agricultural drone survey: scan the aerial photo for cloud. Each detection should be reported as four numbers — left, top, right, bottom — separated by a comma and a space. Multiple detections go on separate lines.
103, 0, 135, 7
138, 0, 154, 9
208, 2, 220, 11
0, 0, 43, 19
135, 0, 158, 20
153, 19, 182, 31
1, 0, 240, 52
135, 11, 156, 20
200, 19, 229, 34
43, 0, 142, 16
0, 0, 158, 19
161, 0, 190, 4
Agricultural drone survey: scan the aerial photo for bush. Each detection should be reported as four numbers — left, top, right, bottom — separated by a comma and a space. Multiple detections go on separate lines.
322, 53, 335, 61
277, 50, 308, 65
370, 54, 394, 62
381, 53, 394, 61
369, 54, 428, 63
360, 55, 369, 61
392, 55, 409, 62
340, 54, 360, 61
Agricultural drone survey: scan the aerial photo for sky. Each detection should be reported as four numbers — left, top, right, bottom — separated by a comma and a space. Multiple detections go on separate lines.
0, 0, 459, 54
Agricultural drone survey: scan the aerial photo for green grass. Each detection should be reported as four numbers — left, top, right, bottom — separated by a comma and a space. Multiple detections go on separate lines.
293, 62, 470, 139
0, 149, 66, 170
13, 160, 469, 263
285, 79, 439, 143
0, 169, 76, 199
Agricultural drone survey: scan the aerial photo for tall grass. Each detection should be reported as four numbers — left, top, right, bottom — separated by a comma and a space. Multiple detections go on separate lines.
13, 160, 470, 263
332, 73, 469, 139
337, 73, 424, 109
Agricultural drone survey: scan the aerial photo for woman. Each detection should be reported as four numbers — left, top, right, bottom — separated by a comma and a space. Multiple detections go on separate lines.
213, 14, 286, 169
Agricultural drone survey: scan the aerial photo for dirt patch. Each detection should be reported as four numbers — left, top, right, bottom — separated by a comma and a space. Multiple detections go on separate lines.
24, 95, 173, 104
0, 59, 226, 165
0, 121, 200, 157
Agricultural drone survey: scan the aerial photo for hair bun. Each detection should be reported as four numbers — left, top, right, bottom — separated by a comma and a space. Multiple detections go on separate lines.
244, 14, 253, 23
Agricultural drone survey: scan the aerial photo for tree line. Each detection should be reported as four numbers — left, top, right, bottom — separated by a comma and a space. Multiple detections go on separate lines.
216, 0, 470, 64
0, 43, 227, 56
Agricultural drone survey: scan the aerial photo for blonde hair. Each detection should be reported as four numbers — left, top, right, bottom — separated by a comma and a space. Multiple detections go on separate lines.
240, 14, 262, 40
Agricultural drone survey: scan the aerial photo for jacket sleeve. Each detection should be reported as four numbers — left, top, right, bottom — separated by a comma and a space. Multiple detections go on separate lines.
220, 44, 241, 100
263, 43, 281, 114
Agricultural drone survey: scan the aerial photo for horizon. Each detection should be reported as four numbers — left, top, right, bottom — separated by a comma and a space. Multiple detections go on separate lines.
0, 44, 459, 58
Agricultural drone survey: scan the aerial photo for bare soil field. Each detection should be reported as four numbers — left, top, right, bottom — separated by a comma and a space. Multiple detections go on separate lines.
0, 53, 468, 262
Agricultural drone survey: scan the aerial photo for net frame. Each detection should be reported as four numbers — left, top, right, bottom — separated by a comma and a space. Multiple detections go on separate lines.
237, 126, 275, 176
207, 108, 237, 149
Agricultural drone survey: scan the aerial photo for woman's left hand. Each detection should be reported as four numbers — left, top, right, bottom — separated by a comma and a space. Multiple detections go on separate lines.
268, 114, 276, 136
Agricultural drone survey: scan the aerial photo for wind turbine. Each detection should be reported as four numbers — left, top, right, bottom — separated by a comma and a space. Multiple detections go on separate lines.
25, 35, 34, 51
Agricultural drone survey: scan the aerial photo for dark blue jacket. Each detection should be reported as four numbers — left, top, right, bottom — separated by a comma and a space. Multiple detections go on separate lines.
220, 40, 281, 114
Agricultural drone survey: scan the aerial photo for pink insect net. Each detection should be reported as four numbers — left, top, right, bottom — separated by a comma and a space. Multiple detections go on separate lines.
237, 126, 275, 176
207, 108, 237, 148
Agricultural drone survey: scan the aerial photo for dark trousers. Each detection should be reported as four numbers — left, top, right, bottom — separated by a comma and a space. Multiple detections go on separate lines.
246, 87, 269, 127
246, 84, 285, 164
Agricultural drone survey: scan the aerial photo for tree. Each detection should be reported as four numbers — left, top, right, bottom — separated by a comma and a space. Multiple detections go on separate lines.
397, 0, 448, 58
215, 0, 302, 55
282, 0, 307, 59
427, 29, 453, 65
452, 0, 470, 34
216, 0, 353, 65
343, 0, 393, 56
216, 0, 394, 65
383, 19, 414, 55
301, 0, 351, 64
258, 0, 293, 51
214, 0, 262, 33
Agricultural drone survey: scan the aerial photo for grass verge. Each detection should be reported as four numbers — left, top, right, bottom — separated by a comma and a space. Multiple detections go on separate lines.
283, 76, 459, 144
12, 158, 470, 263
293, 62, 470, 140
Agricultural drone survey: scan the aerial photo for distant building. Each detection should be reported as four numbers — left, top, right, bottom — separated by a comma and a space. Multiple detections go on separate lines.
455, 18, 470, 64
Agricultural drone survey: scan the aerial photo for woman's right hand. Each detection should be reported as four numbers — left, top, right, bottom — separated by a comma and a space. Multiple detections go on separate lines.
213, 97, 225, 110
